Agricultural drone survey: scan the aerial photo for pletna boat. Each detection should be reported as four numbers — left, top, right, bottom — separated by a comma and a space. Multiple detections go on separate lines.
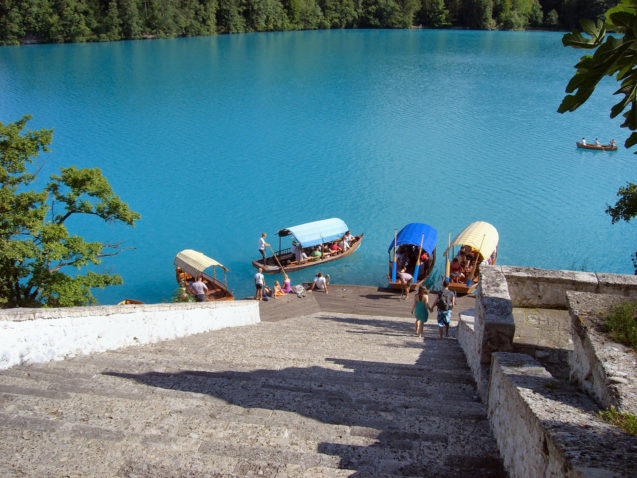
174, 249, 234, 301
387, 223, 437, 291
252, 218, 363, 274
443, 221, 498, 294
576, 141, 617, 151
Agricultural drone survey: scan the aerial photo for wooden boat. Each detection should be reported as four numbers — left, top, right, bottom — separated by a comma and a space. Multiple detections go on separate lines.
252, 218, 363, 274
387, 223, 437, 291
443, 221, 499, 295
576, 141, 617, 151
174, 249, 234, 301
117, 299, 144, 305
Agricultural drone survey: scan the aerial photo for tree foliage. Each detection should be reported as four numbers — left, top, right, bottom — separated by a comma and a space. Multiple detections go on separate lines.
0, 0, 623, 44
559, 0, 637, 273
0, 116, 141, 308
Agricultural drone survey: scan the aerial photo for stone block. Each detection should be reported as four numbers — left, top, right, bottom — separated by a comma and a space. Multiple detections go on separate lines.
476, 267, 515, 365
488, 352, 637, 478
567, 291, 637, 415
596, 272, 637, 298
501, 266, 598, 308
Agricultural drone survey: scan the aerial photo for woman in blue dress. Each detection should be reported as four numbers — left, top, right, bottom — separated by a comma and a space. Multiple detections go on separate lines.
411, 285, 432, 337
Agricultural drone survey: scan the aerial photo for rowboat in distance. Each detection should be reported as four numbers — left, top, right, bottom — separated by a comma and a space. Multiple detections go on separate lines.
576, 141, 617, 151
174, 249, 234, 301
387, 223, 437, 291
252, 218, 363, 274
443, 221, 498, 295
117, 299, 144, 305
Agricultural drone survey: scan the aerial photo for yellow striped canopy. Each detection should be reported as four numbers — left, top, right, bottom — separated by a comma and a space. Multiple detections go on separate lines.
444, 221, 499, 260
174, 249, 228, 278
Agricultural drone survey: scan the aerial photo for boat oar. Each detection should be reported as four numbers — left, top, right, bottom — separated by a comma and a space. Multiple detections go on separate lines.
412, 232, 425, 285
268, 245, 287, 275
391, 229, 397, 283
445, 232, 451, 282
466, 234, 485, 287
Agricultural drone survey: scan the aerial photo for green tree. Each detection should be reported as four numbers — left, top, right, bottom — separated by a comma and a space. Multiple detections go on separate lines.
558, 0, 637, 272
0, 116, 141, 307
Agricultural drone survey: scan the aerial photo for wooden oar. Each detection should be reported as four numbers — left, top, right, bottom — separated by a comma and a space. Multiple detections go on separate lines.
412, 232, 425, 286
445, 232, 451, 282
268, 245, 287, 275
391, 229, 397, 283
466, 234, 485, 287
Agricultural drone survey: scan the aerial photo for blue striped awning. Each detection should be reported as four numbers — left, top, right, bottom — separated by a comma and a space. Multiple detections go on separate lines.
387, 223, 438, 254
278, 218, 349, 248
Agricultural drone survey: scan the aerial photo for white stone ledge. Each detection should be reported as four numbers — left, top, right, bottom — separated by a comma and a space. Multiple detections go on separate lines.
488, 352, 637, 478
0, 300, 260, 370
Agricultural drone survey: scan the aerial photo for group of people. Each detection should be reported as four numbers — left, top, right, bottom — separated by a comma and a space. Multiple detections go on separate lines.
449, 244, 477, 284
254, 268, 329, 300
581, 137, 616, 147
411, 279, 456, 339
258, 231, 355, 266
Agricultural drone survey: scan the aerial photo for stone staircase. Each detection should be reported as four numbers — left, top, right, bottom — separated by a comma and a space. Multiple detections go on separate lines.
0, 311, 505, 477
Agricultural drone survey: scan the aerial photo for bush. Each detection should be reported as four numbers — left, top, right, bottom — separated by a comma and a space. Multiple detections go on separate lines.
604, 301, 637, 350
599, 408, 637, 435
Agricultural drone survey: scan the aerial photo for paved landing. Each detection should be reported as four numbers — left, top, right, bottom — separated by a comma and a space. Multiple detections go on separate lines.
0, 291, 504, 477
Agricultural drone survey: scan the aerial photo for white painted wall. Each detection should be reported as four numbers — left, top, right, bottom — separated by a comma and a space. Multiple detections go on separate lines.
0, 301, 260, 370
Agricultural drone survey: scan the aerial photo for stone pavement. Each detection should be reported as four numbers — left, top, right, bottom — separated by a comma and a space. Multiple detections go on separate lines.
0, 288, 505, 477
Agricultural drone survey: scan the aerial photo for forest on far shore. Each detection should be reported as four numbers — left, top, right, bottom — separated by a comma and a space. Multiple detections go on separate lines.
0, 0, 620, 45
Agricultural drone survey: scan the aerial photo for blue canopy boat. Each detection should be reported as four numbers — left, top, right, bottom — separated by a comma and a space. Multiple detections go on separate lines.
387, 223, 437, 290
252, 218, 364, 274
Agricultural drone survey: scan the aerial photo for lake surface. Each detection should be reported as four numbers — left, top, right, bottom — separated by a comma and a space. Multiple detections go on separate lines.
1, 29, 635, 304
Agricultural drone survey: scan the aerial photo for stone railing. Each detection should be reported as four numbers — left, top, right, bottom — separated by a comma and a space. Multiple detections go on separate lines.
458, 266, 637, 477
0, 300, 259, 370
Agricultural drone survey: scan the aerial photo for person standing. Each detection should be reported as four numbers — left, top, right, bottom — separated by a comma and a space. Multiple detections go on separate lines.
411, 285, 431, 337
254, 267, 265, 300
433, 279, 455, 338
190, 276, 208, 302
258, 233, 270, 263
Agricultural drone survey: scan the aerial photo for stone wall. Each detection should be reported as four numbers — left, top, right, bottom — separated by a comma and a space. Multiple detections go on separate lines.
0, 300, 259, 370
567, 291, 637, 415
487, 352, 637, 478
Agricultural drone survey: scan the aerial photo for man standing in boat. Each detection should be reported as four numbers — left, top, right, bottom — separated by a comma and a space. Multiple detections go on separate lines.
258, 233, 270, 264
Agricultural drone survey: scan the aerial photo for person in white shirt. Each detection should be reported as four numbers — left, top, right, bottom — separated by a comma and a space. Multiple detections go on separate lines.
190, 276, 208, 302
258, 233, 270, 263
310, 272, 328, 294
254, 267, 265, 300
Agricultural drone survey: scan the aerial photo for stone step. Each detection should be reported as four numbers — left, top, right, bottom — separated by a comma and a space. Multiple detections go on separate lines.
0, 312, 504, 476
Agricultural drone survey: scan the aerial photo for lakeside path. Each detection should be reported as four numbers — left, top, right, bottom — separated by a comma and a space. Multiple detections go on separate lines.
0, 286, 505, 477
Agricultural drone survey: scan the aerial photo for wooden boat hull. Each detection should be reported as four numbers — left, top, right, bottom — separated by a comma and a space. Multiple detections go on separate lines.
387, 248, 437, 290
253, 234, 364, 274
576, 142, 617, 151
176, 267, 234, 301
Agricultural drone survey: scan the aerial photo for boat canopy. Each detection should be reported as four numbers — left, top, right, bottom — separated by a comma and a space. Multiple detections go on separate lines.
444, 221, 499, 260
278, 218, 348, 248
174, 249, 228, 278
388, 223, 438, 255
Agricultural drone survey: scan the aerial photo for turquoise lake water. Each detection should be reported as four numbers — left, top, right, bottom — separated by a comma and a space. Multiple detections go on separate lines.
1, 29, 635, 304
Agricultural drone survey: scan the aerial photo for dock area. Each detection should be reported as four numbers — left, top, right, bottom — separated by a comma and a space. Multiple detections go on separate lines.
0, 286, 505, 477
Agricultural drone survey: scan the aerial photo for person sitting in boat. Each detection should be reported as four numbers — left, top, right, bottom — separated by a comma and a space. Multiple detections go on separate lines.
581, 137, 586, 145
611, 138, 617, 147
329, 242, 341, 253
595, 137, 601, 146
450, 257, 465, 283
344, 231, 354, 246
291, 241, 301, 261
311, 246, 322, 260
